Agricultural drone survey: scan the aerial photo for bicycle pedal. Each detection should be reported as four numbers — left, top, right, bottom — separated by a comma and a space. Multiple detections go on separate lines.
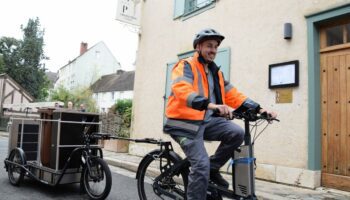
209, 181, 229, 190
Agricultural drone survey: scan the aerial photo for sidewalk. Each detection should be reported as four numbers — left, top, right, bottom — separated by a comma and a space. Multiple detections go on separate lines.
0, 131, 8, 138
103, 150, 350, 200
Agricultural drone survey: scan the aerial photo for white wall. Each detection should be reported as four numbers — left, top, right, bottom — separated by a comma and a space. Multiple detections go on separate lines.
93, 90, 133, 112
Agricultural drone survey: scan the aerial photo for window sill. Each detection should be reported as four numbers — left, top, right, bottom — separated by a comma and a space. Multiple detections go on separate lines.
319, 43, 350, 53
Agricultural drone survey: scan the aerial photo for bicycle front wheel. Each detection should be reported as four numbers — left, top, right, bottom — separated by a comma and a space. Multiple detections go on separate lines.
137, 152, 189, 200
83, 157, 112, 200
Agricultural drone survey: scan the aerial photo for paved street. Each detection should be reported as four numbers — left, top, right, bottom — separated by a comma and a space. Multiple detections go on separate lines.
0, 136, 140, 200
2, 134, 350, 200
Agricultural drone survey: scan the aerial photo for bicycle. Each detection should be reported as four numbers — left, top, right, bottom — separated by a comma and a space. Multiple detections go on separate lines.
80, 127, 112, 200
135, 109, 279, 200
5, 121, 112, 200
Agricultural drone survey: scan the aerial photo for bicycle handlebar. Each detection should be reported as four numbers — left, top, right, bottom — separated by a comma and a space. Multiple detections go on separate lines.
215, 108, 279, 122
232, 110, 279, 122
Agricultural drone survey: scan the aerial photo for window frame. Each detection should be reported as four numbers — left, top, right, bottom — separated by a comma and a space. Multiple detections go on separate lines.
173, 0, 216, 20
319, 18, 350, 52
184, 0, 214, 15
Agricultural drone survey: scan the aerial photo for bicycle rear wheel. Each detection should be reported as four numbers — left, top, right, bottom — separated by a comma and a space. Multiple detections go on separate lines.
83, 157, 112, 200
137, 152, 189, 200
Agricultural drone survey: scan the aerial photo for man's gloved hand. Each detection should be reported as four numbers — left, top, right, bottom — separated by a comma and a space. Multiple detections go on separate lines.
259, 108, 277, 119
207, 103, 233, 119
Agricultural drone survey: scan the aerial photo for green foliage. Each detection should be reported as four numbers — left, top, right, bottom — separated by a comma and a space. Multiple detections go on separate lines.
114, 99, 132, 137
71, 87, 98, 113
49, 85, 71, 105
0, 54, 5, 73
0, 17, 49, 100
50, 86, 98, 112
0, 37, 21, 74
20, 18, 45, 68
114, 99, 132, 115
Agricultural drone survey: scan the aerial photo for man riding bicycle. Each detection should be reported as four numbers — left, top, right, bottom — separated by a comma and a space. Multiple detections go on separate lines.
163, 28, 277, 200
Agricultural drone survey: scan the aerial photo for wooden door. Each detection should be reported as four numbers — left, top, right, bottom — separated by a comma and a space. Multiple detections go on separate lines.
320, 19, 350, 191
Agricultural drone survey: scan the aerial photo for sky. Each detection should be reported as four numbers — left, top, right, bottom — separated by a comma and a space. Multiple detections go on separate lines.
0, 0, 139, 72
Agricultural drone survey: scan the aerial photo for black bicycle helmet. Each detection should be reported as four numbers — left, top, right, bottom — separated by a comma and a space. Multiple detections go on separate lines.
193, 28, 225, 49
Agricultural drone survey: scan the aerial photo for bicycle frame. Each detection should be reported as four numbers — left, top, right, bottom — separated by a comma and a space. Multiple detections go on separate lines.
141, 121, 255, 200
208, 118, 257, 199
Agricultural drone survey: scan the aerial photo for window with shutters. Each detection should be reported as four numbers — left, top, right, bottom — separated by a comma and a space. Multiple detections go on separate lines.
174, 0, 215, 20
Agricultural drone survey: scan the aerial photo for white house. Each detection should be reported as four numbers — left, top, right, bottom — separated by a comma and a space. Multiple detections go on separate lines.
91, 70, 134, 112
55, 41, 121, 90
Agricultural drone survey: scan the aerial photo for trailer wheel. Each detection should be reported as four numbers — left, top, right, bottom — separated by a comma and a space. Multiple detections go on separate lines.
83, 157, 112, 200
7, 148, 26, 186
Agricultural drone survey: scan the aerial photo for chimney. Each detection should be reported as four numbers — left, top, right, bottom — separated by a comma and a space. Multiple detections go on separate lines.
80, 42, 88, 55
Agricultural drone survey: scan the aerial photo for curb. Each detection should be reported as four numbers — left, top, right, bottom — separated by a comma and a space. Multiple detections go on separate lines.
104, 157, 140, 173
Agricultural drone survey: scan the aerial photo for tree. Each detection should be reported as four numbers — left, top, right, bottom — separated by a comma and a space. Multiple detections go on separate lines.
0, 17, 49, 100
20, 17, 45, 68
0, 37, 21, 74
19, 18, 49, 100
50, 86, 98, 112
0, 54, 5, 73
49, 85, 71, 105
72, 87, 98, 112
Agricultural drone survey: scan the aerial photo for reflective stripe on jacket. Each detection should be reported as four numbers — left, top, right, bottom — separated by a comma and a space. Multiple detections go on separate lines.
165, 52, 247, 121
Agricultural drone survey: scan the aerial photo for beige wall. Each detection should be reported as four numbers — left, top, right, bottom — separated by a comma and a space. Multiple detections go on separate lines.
0, 75, 34, 107
131, 0, 350, 186
2, 79, 34, 104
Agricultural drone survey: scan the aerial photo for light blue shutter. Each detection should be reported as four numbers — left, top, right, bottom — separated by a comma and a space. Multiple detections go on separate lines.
163, 62, 176, 124
178, 50, 194, 60
177, 48, 230, 78
174, 0, 185, 19
214, 47, 231, 80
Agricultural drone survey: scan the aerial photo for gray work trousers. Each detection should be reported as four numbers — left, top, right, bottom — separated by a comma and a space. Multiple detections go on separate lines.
173, 117, 244, 200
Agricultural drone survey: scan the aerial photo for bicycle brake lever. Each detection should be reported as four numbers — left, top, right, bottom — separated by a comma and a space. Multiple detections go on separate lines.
261, 112, 280, 122
260, 111, 268, 117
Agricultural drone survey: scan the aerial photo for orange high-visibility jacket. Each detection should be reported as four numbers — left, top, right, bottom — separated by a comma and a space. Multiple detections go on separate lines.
166, 52, 247, 121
